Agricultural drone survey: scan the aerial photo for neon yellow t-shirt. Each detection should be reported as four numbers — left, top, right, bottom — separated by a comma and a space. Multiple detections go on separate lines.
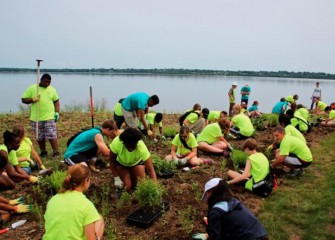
185, 111, 200, 124
16, 137, 33, 168
113, 102, 123, 117
171, 133, 198, 155
317, 101, 327, 111
0, 144, 18, 166
245, 152, 270, 191
110, 136, 150, 167
208, 111, 221, 122
231, 113, 255, 137
43, 191, 100, 240
146, 113, 163, 127
22, 84, 59, 121
284, 125, 306, 144
291, 111, 308, 132
197, 123, 222, 144
296, 108, 309, 121
279, 135, 313, 162
329, 110, 335, 119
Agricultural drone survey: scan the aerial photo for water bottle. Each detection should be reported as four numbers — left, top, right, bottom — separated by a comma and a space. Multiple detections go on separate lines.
252, 180, 266, 190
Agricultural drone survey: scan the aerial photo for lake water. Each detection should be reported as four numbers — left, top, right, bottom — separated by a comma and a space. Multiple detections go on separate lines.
1, 72, 334, 113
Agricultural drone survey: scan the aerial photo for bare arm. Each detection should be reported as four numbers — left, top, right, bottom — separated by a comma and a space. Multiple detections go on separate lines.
109, 151, 119, 178
53, 99, 60, 113
170, 145, 178, 159
94, 134, 110, 156
84, 222, 96, 240
229, 159, 252, 184
31, 145, 44, 167
21, 98, 35, 104
271, 155, 286, 168
137, 109, 149, 130
5, 163, 29, 181
144, 158, 157, 181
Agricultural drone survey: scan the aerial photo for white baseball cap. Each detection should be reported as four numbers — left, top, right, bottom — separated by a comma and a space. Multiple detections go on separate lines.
201, 178, 223, 200
232, 82, 237, 86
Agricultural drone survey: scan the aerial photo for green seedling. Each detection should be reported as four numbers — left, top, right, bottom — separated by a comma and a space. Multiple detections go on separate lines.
163, 126, 178, 138
43, 170, 67, 192
178, 205, 195, 235
152, 156, 176, 176
231, 149, 248, 170
134, 177, 166, 209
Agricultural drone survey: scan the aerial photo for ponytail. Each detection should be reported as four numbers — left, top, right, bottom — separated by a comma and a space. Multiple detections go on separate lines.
59, 164, 91, 193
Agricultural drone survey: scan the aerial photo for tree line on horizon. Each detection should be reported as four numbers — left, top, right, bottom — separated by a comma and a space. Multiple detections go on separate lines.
0, 67, 334, 80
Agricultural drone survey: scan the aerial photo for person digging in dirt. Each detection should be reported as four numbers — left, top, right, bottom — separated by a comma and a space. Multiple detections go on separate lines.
270, 126, 313, 177
165, 126, 210, 166
138, 112, 166, 141
12, 125, 48, 175
192, 178, 268, 240
182, 107, 209, 136
0, 130, 39, 190
121, 92, 159, 139
43, 164, 104, 240
0, 155, 33, 226
313, 97, 328, 115
197, 118, 232, 156
229, 105, 255, 139
227, 139, 270, 193
109, 127, 157, 191
64, 120, 119, 173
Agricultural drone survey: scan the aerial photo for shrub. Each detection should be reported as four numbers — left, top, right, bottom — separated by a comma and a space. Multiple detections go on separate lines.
265, 113, 279, 127
152, 156, 176, 176
43, 170, 67, 192
134, 177, 166, 209
163, 126, 178, 138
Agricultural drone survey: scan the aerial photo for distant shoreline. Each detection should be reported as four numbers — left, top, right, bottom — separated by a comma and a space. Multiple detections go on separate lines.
1, 68, 335, 80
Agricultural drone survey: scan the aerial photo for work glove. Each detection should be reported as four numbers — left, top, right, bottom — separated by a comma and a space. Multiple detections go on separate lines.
161, 135, 166, 140
114, 176, 123, 188
153, 138, 158, 143
179, 157, 189, 166
172, 157, 179, 165
28, 175, 40, 183
27, 158, 36, 167
267, 144, 273, 151
147, 129, 154, 137
32, 95, 40, 103
54, 112, 60, 122
9, 197, 24, 205
192, 233, 208, 240
40, 165, 46, 170
15, 204, 33, 213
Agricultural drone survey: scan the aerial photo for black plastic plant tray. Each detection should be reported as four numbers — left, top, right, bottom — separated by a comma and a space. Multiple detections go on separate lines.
126, 201, 170, 228
157, 170, 175, 179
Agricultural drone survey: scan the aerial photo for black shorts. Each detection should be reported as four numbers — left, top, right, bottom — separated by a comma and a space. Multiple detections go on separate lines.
64, 145, 98, 165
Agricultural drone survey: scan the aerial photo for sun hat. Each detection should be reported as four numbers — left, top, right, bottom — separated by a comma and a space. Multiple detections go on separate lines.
201, 178, 222, 200
232, 82, 237, 86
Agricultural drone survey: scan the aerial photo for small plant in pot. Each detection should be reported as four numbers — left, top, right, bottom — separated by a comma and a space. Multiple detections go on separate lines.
126, 177, 169, 228
152, 155, 176, 178
42, 170, 67, 195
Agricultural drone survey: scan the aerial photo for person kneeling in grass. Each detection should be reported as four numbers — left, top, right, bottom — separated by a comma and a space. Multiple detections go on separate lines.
230, 105, 255, 138
43, 164, 104, 240
0, 155, 32, 226
321, 106, 335, 127
0, 130, 39, 190
12, 125, 47, 175
197, 118, 231, 156
165, 126, 208, 166
271, 126, 313, 177
227, 139, 270, 193
109, 128, 157, 191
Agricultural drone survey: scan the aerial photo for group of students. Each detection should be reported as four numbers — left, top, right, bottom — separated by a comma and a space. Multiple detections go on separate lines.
0, 76, 333, 239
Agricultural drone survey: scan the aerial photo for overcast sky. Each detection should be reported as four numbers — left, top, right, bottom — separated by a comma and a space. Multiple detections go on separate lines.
1, 0, 334, 73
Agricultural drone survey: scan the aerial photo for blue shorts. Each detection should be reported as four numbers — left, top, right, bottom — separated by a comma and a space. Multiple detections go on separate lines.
31, 120, 57, 141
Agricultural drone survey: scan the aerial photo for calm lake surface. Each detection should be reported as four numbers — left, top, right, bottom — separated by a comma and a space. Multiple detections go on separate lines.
1, 72, 334, 113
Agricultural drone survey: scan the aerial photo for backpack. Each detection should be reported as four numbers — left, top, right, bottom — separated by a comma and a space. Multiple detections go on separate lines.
66, 128, 92, 147
252, 167, 277, 198
179, 111, 200, 126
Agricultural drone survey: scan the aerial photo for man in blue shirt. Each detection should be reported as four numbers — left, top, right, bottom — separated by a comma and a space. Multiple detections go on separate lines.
240, 84, 251, 107
121, 92, 159, 137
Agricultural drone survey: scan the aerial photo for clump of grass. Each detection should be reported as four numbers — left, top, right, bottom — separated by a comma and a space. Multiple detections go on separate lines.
163, 126, 178, 138
116, 191, 132, 210
178, 205, 195, 235
231, 149, 248, 170
251, 116, 266, 131
43, 170, 67, 192
134, 177, 166, 209
264, 113, 279, 127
